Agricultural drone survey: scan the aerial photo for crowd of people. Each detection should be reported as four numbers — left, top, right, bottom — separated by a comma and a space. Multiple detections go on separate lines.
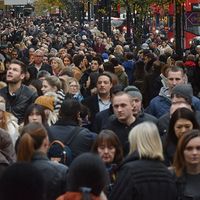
0, 14, 200, 200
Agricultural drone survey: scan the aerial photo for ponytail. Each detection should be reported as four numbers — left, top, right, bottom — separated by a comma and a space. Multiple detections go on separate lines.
17, 133, 35, 161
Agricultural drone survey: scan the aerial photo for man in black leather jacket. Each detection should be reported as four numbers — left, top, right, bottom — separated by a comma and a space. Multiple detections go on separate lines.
0, 59, 37, 124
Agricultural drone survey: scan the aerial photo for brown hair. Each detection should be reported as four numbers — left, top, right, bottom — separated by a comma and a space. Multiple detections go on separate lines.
17, 123, 47, 162
0, 111, 10, 130
91, 129, 123, 165
173, 129, 200, 177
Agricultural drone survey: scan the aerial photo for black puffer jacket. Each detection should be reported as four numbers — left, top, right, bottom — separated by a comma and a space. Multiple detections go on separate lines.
31, 152, 68, 200
109, 153, 177, 200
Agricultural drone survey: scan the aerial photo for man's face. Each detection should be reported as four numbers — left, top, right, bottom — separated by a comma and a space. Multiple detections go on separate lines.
91, 60, 99, 72
97, 75, 112, 96
132, 97, 142, 116
167, 71, 185, 91
112, 94, 134, 123
6, 63, 25, 83
34, 54, 43, 65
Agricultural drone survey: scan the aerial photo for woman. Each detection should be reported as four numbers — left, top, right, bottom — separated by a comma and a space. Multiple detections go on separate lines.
17, 122, 68, 200
63, 54, 73, 68
109, 122, 177, 200
84, 72, 99, 97
0, 128, 16, 178
164, 107, 200, 166
41, 75, 65, 113
50, 57, 65, 76
173, 130, 200, 199
23, 103, 47, 126
35, 96, 58, 126
0, 96, 19, 146
65, 77, 83, 102
57, 153, 108, 200
91, 130, 123, 195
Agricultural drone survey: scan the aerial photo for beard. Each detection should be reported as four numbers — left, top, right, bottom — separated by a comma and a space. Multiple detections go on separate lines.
6, 77, 21, 84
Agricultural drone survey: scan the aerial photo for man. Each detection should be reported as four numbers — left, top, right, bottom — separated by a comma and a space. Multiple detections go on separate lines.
145, 66, 186, 118
28, 49, 52, 80
124, 86, 157, 124
80, 56, 103, 96
104, 92, 143, 156
0, 59, 37, 123
71, 54, 85, 81
82, 73, 113, 126
93, 84, 124, 133
48, 99, 96, 161
158, 83, 200, 136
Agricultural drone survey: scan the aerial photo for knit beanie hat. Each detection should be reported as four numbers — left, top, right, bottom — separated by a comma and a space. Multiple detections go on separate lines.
0, 102, 6, 112
124, 86, 143, 100
171, 84, 193, 104
35, 96, 54, 112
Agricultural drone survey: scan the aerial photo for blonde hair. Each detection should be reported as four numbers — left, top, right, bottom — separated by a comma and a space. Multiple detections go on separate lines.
50, 57, 65, 74
129, 122, 164, 161
66, 77, 80, 93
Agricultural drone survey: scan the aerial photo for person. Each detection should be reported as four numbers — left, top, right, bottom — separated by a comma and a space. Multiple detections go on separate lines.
0, 128, 16, 178
0, 59, 38, 123
143, 60, 163, 107
50, 57, 65, 76
17, 122, 68, 200
82, 71, 99, 97
23, 103, 47, 125
80, 56, 103, 91
103, 92, 143, 156
91, 130, 123, 195
35, 95, 58, 126
71, 54, 85, 81
124, 86, 158, 124
145, 66, 186, 118
65, 77, 84, 102
56, 153, 108, 200
158, 83, 200, 136
122, 52, 135, 84
0, 163, 45, 200
82, 73, 113, 125
93, 84, 124, 133
0, 97, 19, 146
48, 99, 97, 162
109, 122, 177, 200
28, 49, 52, 80
41, 75, 65, 113
164, 107, 200, 166
173, 130, 200, 199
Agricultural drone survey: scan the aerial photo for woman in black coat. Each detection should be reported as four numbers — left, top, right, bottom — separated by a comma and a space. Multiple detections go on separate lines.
109, 122, 177, 200
173, 130, 200, 200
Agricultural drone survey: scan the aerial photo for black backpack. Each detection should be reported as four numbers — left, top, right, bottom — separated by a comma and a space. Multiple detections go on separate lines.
48, 127, 80, 166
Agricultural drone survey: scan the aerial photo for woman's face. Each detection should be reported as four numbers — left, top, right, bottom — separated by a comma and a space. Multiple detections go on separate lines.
174, 118, 193, 139
184, 137, 200, 166
63, 57, 71, 66
41, 80, 56, 94
97, 142, 116, 164
28, 109, 42, 124
69, 81, 79, 95
51, 60, 60, 75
